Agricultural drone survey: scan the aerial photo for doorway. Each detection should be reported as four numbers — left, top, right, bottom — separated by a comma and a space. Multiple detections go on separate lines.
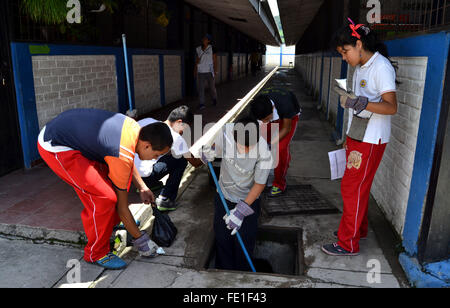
0, 0, 23, 176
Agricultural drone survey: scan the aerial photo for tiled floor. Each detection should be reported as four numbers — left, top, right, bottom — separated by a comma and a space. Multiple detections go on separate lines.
0, 68, 273, 233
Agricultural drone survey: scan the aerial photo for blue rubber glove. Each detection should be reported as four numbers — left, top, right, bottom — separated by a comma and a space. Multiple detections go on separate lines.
133, 231, 158, 257
223, 200, 255, 236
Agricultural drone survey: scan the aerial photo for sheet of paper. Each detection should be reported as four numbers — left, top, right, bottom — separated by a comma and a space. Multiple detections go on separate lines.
328, 149, 347, 180
335, 79, 348, 92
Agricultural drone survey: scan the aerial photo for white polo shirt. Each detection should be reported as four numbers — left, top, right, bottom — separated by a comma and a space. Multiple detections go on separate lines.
347, 52, 397, 144
134, 118, 189, 178
196, 45, 215, 74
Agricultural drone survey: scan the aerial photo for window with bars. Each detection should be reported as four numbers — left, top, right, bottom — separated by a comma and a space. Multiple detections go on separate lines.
360, 0, 450, 39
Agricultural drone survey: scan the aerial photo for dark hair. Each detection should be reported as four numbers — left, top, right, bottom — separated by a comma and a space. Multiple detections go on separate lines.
139, 122, 173, 151
233, 116, 260, 147
204, 33, 213, 43
332, 22, 398, 72
250, 95, 273, 120
167, 105, 194, 125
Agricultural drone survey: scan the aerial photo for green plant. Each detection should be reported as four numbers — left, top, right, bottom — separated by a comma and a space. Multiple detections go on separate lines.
21, 0, 68, 24
20, 0, 119, 25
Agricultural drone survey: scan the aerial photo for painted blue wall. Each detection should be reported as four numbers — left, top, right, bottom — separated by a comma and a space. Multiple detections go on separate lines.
10, 42, 185, 168
386, 31, 450, 288
385, 32, 450, 256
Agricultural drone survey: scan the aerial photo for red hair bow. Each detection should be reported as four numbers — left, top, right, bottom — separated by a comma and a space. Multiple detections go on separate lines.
348, 18, 363, 40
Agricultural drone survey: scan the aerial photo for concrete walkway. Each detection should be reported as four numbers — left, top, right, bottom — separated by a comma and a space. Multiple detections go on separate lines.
0, 67, 409, 288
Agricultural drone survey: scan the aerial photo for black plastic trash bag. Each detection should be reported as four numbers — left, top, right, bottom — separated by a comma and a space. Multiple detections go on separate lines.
151, 208, 178, 247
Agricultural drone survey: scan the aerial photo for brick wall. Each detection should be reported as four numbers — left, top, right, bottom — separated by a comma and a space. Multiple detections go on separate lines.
164, 55, 182, 104
328, 57, 343, 124
132, 55, 161, 115
295, 54, 343, 124
371, 57, 428, 234
320, 57, 331, 111
32, 55, 118, 129
315, 55, 321, 98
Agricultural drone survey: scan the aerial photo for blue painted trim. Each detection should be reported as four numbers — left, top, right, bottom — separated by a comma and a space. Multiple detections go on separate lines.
424, 259, 450, 282
326, 56, 333, 120
280, 45, 283, 67
318, 52, 325, 106
10, 43, 40, 168
335, 60, 347, 141
159, 54, 166, 106
385, 32, 450, 256
266, 53, 296, 56
399, 253, 449, 288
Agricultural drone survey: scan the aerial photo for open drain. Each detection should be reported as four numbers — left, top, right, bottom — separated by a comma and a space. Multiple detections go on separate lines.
204, 226, 304, 277
262, 185, 340, 216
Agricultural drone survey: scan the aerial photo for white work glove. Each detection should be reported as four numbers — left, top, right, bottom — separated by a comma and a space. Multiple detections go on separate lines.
133, 231, 158, 258
126, 109, 138, 119
200, 145, 216, 164
223, 200, 255, 236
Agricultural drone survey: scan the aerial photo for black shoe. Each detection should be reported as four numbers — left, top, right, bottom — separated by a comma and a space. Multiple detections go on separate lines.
321, 243, 359, 256
333, 231, 367, 240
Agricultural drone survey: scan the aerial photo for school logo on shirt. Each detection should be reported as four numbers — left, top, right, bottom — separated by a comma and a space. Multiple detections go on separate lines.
347, 151, 363, 170
360, 79, 368, 88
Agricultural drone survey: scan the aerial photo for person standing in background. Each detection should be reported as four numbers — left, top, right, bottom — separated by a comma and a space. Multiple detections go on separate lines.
194, 34, 218, 111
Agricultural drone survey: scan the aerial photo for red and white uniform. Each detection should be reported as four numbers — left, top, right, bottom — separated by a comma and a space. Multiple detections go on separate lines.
259, 87, 301, 192
338, 52, 397, 253
37, 109, 140, 262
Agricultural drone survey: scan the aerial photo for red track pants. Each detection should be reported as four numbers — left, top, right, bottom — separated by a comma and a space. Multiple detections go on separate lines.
338, 137, 386, 253
38, 144, 121, 263
265, 115, 299, 191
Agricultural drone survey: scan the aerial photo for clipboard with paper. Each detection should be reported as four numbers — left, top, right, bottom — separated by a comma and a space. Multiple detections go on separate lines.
328, 149, 347, 180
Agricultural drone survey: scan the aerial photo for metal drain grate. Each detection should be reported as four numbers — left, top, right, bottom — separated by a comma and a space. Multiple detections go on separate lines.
262, 185, 340, 216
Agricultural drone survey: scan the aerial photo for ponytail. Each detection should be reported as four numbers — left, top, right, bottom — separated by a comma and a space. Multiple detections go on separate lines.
332, 19, 399, 74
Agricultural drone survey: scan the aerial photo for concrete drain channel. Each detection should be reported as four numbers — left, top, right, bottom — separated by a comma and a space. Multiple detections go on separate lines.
204, 226, 305, 277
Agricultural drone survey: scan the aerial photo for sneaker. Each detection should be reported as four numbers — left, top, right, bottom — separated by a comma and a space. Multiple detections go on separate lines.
155, 197, 178, 212
197, 104, 206, 111
269, 186, 284, 197
321, 243, 359, 256
333, 231, 367, 240
94, 253, 127, 270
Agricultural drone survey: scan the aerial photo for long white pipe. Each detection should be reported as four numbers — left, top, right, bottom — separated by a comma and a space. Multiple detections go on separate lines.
190, 66, 279, 158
